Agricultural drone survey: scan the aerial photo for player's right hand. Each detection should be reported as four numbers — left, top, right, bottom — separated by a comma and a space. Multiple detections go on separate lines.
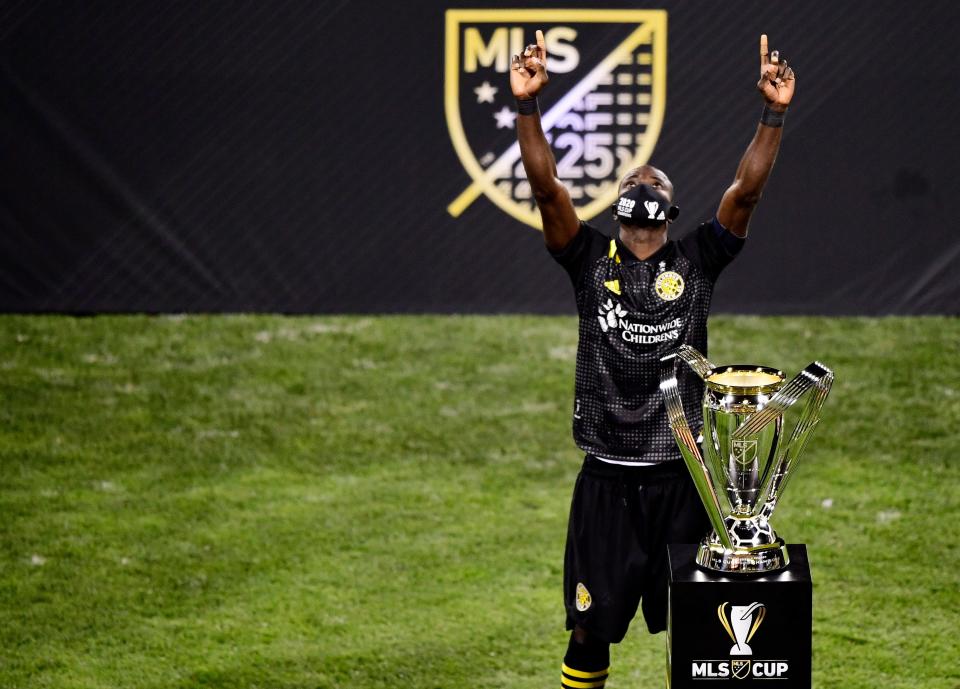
510, 29, 549, 99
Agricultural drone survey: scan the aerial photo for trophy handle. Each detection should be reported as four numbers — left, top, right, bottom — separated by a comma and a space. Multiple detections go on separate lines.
660, 347, 733, 549
731, 362, 834, 519
675, 344, 715, 379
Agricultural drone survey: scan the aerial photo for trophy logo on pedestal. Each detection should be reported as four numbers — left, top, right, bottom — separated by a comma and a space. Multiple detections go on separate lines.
660, 345, 834, 573
718, 601, 766, 655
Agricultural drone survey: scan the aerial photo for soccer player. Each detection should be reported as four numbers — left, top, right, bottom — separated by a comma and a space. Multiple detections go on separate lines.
510, 31, 795, 688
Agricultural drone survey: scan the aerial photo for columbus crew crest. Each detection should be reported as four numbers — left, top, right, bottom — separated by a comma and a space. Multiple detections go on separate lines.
444, 10, 668, 229
575, 582, 592, 611
654, 269, 684, 301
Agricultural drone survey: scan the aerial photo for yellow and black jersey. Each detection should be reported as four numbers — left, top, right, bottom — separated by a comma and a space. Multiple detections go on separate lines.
550, 218, 744, 463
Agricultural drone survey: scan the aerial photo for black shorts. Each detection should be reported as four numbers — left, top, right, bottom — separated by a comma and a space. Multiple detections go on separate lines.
563, 455, 710, 643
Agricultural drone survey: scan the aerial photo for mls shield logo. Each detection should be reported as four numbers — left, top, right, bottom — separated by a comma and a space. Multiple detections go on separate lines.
444, 9, 667, 229
731, 660, 751, 680
731, 439, 758, 466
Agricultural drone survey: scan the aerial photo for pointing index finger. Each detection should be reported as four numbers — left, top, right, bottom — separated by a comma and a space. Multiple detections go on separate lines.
760, 34, 769, 66
536, 29, 547, 57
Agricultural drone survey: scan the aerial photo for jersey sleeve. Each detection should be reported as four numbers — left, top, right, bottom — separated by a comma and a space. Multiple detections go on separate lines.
678, 217, 746, 283
547, 221, 609, 287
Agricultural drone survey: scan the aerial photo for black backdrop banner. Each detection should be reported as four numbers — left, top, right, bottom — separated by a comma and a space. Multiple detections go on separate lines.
1, 0, 957, 314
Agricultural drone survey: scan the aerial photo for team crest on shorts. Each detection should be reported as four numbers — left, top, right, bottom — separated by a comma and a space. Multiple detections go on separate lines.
444, 9, 668, 230
654, 270, 684, 301
575, 582, 593, 611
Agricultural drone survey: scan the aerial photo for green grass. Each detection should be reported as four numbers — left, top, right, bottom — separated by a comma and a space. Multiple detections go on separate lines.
0, 315, 957, 689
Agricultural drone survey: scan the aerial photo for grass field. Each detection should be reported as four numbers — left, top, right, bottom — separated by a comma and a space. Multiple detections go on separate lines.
1, 315, 958, 689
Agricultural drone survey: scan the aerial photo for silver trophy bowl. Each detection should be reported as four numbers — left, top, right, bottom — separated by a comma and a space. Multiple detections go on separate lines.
660, 345, 834, 573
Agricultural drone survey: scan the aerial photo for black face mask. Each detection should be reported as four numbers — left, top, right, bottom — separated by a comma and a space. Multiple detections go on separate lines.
611, 184, 679, 227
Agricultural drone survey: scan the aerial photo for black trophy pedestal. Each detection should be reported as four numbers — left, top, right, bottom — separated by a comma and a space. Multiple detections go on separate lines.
667, 544, 812, 688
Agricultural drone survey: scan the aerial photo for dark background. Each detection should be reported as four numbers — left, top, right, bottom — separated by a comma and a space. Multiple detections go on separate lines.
1, 0, 957, 314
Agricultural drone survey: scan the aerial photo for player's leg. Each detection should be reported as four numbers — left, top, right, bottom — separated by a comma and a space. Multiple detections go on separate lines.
562, 626, 609, 689
561, 456, 645, 688
634, 461, 711, 633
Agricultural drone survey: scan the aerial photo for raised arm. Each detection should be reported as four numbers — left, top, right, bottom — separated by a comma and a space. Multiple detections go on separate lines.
717, 34, 796, 238
511, 30, 580, 251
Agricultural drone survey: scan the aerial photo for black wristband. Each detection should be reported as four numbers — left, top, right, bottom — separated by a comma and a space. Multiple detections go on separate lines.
517, 97, 538, 115
760, 105, 786, 128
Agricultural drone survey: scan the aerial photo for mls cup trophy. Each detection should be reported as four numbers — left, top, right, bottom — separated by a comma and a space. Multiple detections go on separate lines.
660, 345, 833, 573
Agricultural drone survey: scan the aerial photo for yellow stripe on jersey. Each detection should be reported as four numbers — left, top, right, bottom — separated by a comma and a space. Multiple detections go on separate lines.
607, 239, 621, 263
603, 280, 621, 295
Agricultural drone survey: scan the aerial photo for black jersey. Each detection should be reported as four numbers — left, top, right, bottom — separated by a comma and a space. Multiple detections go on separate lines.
550, 218, 744, 464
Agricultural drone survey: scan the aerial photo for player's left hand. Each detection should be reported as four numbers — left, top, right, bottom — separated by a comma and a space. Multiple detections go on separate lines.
757, 34, 795, 111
